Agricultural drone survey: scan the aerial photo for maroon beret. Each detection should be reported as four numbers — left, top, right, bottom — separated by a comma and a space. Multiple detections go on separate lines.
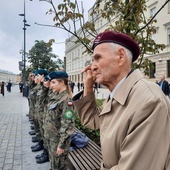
92, 30, 140, 62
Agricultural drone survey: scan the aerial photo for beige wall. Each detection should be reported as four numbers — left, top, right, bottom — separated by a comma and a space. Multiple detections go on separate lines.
65, 0, 170, 83
0, 71, 20, 84
145, 0, 170, 83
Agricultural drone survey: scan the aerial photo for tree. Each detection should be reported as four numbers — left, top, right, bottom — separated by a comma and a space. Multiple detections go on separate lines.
27, 40, 59, 72
35, 0, 170, 75
92, 0, 169, 75
36, 0, 97, 53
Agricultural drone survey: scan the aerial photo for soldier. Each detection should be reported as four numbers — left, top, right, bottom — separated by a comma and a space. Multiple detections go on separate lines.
35, 73, 50, 164
31, 69, 48, 152
27, 71, 36, 120
29, 71, 41, 146
43, 71, 75, 170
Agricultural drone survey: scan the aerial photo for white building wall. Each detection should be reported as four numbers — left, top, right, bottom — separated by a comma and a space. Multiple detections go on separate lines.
0, 71, 18, 83
145, 0, 170, 82
65, 0, 170, 83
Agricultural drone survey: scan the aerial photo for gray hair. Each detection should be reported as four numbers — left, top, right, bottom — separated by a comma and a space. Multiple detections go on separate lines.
110, 43, 133, 63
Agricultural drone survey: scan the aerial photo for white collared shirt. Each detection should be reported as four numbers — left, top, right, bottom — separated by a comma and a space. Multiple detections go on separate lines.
109, 76, 126, 99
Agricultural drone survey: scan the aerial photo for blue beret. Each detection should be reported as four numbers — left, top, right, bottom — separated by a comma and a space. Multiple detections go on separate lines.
92, 30, 140, 62
44, 75, 50, 81
49, 71, 68, 80
37, 69, 48, 76
33, 70, 38, 76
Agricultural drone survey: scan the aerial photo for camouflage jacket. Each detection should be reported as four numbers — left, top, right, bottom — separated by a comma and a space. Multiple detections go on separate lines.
43, 90, 75, 149
34, 84, 43, 117
36, 84, 49, 113
29, 84, 40, 111
28, 80, 36, 99
43, 89, 54, 114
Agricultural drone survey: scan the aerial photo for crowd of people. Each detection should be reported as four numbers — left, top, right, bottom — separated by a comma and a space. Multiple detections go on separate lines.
26, 69, 75, 170
0, 80, 12, 96
1, 30, 170, 170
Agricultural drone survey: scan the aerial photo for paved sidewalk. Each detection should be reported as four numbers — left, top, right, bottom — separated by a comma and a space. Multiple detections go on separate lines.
0, 85, 50, 170
0, 85, 109, 170
1, 83, 169, 170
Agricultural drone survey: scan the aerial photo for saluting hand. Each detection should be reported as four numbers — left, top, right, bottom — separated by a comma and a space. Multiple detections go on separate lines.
81, 65, 95, 96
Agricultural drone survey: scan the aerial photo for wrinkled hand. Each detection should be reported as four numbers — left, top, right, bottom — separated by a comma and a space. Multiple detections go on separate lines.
56, 147, 64, 156
81, 65, 95, 96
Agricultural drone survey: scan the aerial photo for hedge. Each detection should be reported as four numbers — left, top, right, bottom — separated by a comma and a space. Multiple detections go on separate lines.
75, 99, 104, 146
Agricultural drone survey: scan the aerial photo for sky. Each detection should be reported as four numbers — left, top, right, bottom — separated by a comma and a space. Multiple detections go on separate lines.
0, 0, 95, 74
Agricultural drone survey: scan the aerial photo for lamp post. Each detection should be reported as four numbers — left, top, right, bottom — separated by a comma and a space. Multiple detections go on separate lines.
19, 0, 30, 85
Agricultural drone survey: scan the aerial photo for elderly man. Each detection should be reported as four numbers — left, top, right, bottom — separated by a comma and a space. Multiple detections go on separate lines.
73, 30, 170, 170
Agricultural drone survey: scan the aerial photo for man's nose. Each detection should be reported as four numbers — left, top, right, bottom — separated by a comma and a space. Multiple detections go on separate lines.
91, 62, 97, 72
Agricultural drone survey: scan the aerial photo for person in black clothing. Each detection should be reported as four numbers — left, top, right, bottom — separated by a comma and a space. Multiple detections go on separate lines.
77, 82, 80, 91
19, 81, 24, 93
158, 74, 169, 97
69, 81, 75, 93
1, 81, 5, 96
93, 82, 99, 93
80, 82, 84, 89
7, 81, 12, 92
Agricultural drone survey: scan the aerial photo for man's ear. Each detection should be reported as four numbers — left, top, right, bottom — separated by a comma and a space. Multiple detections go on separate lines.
118, 48, 126, 63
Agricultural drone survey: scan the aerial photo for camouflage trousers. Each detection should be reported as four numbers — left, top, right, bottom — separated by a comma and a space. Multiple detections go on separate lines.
38, 112, 48, 148
28, 102, 34, 119
33, 116, 42, 141
47, 140, 69, 170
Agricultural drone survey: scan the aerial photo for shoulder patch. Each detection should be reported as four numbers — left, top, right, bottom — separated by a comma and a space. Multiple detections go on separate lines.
65, 110, 74, 119
67, 101, 73, 106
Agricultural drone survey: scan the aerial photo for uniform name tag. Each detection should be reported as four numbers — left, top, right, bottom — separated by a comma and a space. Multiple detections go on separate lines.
37, 91, 41, 95
49, 103, 57, 110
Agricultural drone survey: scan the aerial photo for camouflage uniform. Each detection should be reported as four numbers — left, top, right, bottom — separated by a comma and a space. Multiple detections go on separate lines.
43, 90, 75, 170
27, 80, 36, 119
29, 84, 38, 123
34, 83, 43, 141
42, 89, 54, 152
36, 84, 49, 148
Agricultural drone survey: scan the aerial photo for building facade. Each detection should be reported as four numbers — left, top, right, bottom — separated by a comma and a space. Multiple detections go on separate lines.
0, 70, 20, 84
65, 0, 170, 83
145, 0, 170, 82
65, 29, 92, 84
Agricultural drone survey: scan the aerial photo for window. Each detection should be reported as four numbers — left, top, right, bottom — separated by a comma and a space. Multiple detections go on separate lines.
168, 28, 170, 45
167, 60, 170, 77
149, 62, 156, 78
168, 2, 170, 14
150, 7, 156, 17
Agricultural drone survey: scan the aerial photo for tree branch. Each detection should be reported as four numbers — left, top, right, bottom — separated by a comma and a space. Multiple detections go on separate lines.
136, 0, 170, 35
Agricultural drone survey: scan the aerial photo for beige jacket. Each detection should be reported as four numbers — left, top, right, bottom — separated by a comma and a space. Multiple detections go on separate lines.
73, 69, 170, 170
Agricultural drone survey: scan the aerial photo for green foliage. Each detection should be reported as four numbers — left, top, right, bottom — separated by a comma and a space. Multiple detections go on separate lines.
38, 0, 170, 75
92, 0, 167, 71
75, 99, 104, 146
40, 0, 97, 53
27, 40, 62, 73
